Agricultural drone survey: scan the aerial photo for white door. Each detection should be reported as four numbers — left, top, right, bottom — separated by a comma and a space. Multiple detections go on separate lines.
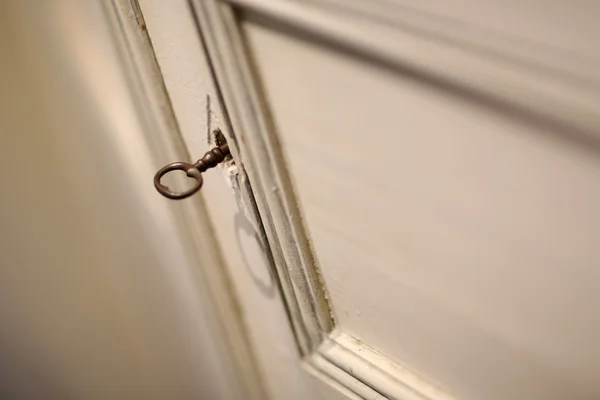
139, 1, 600, 399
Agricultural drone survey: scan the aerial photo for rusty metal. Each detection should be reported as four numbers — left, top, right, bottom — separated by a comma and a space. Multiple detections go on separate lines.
154, 143, 230, 200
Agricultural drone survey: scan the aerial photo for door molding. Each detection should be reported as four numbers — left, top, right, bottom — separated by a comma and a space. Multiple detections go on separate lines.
190, 1, 455, 399
103, 2, 267, 399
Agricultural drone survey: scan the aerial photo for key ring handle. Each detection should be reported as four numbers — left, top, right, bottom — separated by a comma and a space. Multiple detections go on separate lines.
153, 162, 203, 200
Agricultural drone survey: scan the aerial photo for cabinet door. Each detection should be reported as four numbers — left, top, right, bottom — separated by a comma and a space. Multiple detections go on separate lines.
141, 0, 600, 399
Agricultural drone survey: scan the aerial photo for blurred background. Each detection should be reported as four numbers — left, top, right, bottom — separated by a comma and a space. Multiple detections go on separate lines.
0, 2, 240, 398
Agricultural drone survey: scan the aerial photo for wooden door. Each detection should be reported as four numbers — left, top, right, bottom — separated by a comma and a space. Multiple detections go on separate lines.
139, 0, 600, 399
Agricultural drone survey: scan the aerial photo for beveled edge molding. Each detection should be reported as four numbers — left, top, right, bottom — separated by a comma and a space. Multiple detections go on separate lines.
190, 0, 334, 356
310, 330, 454, 400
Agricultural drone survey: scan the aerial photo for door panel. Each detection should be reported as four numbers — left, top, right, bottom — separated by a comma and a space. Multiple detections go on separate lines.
239, 14, 600, 399
139, 0, 600, 399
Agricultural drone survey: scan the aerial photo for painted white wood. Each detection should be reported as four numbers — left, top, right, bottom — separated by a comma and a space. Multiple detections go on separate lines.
0, 2, 263, 399
124, 0, 600, 399
135, 0, 352, 399
172, 1, 456, 399
227, 0, 600, 145
192, 0, 335, 355
239, 8, 600, 400
314, 331, 454, 400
